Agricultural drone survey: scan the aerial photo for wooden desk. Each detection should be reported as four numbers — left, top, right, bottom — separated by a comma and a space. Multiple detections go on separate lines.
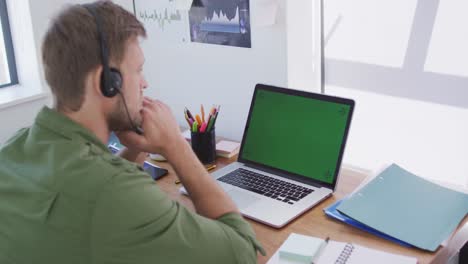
150, 157, 468, 264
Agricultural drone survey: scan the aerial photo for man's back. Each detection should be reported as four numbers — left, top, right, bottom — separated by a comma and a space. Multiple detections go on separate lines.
0, 107, 262, 263
0, 108, 118, 262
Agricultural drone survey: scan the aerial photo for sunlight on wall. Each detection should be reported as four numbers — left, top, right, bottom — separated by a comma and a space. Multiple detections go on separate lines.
425, 0, 468, 78
324, 0, 417, 68
323, 0, 468, 187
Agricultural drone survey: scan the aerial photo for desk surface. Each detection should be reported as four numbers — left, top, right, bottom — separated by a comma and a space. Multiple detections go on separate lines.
151, 156, 467, 264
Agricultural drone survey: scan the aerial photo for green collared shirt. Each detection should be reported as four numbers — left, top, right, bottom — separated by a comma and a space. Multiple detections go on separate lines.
0, 107, 264, 263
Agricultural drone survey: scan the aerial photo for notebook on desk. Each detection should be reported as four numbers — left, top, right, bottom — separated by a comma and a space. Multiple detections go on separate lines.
268, 233, 417, 264
181, 84, 355, 227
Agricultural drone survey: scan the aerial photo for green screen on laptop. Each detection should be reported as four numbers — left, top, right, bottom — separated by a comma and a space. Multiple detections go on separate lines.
240, 87, 352, 185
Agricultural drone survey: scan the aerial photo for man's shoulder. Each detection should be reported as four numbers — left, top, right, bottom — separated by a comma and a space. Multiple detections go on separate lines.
0, 126, 147, 201
58, 140, 148, 194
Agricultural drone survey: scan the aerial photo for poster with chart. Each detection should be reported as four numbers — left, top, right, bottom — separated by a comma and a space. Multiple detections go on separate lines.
189, 0, 251, 48
133, 0, 190, 44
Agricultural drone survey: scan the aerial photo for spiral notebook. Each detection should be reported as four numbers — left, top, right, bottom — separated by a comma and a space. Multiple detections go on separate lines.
267, 234, 417, 264
314, 241, 416, 264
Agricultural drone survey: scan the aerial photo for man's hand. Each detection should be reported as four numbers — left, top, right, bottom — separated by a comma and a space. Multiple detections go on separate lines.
116, 97, 184, 157
119, 98, 239, 219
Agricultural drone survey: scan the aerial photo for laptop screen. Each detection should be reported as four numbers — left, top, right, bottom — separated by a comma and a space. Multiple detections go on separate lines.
238, 84, 354, 188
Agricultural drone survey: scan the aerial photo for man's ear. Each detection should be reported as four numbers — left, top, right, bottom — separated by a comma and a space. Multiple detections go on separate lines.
87, 65, 103, 97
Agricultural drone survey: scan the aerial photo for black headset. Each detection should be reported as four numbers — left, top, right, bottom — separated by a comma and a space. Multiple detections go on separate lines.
83, 3, 143, 134
83, 4, 122, 97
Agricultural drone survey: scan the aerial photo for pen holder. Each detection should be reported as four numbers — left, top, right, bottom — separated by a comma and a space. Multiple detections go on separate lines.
191, 128, 216, 165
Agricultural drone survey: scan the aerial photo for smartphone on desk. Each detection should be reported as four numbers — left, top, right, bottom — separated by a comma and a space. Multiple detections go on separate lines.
143, 161, 168, 180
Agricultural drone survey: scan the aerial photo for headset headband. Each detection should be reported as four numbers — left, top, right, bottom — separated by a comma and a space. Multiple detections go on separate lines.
83, 4, 112, 92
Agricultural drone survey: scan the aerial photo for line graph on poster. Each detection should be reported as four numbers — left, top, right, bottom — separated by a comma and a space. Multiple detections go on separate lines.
133, 0, 190, 44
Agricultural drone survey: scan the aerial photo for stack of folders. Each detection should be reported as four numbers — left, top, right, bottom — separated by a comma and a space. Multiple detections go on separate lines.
267, 233, 417, 264
327, 164, 468, 252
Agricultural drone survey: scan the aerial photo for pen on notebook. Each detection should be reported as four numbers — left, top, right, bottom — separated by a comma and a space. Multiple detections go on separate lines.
313, 237, 330, 263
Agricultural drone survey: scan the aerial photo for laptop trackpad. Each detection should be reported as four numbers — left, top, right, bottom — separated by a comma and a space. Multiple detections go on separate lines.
227, 189, 260, 209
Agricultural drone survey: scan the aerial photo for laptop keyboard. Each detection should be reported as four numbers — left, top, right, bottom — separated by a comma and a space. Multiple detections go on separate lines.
218, 168, 314, 205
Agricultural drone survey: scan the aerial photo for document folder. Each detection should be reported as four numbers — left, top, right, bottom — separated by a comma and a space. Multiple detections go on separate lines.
337, 164, 468, 251
324, 199, 412, 247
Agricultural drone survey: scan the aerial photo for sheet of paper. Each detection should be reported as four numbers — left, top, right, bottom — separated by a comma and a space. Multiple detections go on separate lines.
252, 0, 279, 27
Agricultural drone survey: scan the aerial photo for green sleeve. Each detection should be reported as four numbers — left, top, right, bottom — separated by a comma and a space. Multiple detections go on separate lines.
90, 171, 264, 264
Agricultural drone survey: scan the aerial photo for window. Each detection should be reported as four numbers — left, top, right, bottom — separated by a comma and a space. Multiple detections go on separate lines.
0, 0, 17, 88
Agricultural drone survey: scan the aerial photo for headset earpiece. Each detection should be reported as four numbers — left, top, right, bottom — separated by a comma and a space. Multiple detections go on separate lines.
101, 68, 122, 97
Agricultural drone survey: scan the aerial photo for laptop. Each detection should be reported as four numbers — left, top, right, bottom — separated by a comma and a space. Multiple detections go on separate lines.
182, 84, 354, 228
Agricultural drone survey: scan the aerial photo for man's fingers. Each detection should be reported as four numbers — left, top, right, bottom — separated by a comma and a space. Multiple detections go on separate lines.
143, 99, 157, 111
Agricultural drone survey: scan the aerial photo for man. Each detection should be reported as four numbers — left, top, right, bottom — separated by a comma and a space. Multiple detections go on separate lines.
0, 1, 263, 263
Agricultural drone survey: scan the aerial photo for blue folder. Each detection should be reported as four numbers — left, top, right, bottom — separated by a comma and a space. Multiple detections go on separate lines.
336, 164, 468, 251
324, 199, 413, 247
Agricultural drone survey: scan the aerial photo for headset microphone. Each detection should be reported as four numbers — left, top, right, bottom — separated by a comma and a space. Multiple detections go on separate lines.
83, 3, 143, 135
117, 89, 144, 135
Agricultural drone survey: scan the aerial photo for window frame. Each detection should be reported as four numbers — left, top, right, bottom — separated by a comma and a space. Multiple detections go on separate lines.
0, 0, 18, 88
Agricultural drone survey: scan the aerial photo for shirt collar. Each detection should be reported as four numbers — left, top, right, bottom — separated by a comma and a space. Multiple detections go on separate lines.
35, 106, 109, 152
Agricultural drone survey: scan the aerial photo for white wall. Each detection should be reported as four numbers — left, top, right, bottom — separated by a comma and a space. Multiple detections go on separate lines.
286, 0, 322, 92
0, 98, 50, 143
0, 0, 52, 144
324, 0, 468, 187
